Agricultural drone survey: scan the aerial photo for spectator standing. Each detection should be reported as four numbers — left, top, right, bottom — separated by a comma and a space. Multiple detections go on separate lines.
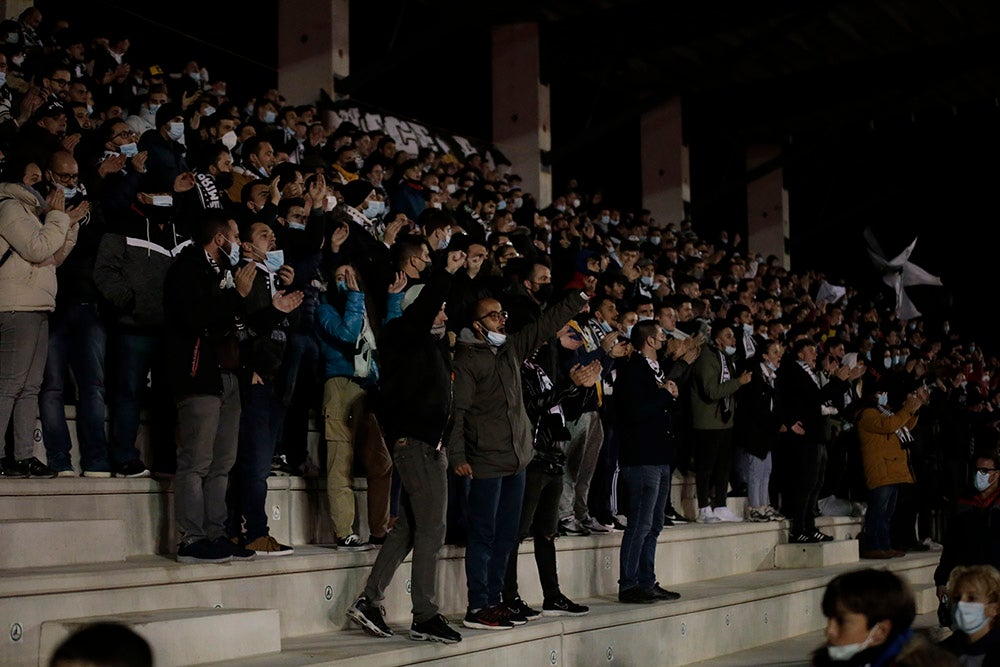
0, 178, 78, 477
451, 289, 589, 630
856, 382, 927, 559
346, 256, 464, 644
690, 320, 751, 523
615, 321, 683, 604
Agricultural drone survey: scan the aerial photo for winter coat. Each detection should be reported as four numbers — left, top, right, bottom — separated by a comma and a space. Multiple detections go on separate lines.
0, 182, 76, 312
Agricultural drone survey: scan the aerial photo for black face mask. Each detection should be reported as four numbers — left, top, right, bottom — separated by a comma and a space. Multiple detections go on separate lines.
534, 284, 553, 303
214, 171, 234, 190
342, 162, 359, 173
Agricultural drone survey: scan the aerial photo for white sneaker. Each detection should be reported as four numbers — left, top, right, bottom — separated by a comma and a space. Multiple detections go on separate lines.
712, 506, 743, 523
922, 537, 944, 551
696, 506, 721, 524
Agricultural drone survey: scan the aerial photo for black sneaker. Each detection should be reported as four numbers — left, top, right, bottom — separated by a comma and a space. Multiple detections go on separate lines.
497, 603, 527, 626
504, 597, 541, 621
663, 507, 689, 523
650, 583, 681, 601
369, 532, 388, 547
0, 457, 28, 478
113, 459, 150, 478
336, 534, 373, 551
813, 530, 835, 543
790, 531, 823, 544
177, 538, 232, 564
618, 587, 658, 604
542, 594, 589, 616
462, 606, 514, 630
410, 614, 462, 643
3, 457, 56, 478
558, 517, 591, 536
215, 536, 256, 561
346, 596, 393, 638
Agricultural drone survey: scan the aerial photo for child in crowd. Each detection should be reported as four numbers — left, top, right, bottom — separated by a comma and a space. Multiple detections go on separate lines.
940, 565, 1000, 665
812, 568, 956, 666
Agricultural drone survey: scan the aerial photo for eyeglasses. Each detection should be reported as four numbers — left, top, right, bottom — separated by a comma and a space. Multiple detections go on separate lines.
977, 467, 998, 475
50, 171, 79, 184
478, 310, 508, 322
112, 129, 137, 141
49, 77, 70, 87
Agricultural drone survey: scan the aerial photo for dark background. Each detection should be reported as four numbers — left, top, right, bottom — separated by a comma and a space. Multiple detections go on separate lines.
36, 0, 1000, 348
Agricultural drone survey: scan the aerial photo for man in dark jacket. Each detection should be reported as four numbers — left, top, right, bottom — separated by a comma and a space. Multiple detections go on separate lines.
346, 251, 465, 645
501, 327, 600, 620
450, 288, 589, 630
224, 221, 299, 557
163, 211, 301, 564
615, 320, 682, 604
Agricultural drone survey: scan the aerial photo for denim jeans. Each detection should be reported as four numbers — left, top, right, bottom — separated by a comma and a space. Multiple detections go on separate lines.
864, 484, 899, 552
619, 464, 670, 592
466, 471, 526, 610
274, 332, 319, 469
39, 303, 109, 472
109, 333, 163, 466
226, 381, 283, 541
363, 437, 449, 623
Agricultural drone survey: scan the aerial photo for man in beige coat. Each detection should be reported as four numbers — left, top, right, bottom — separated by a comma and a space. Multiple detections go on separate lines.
0, 178, 83, 477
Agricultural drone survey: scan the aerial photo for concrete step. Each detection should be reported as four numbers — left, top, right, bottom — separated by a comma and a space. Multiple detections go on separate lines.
39, 607, 281, 667
774, 540, 859, 569
0, 519, 126, 568
686, 610, 948, 666
0, 517, 873, 667
190, 555, 939, 667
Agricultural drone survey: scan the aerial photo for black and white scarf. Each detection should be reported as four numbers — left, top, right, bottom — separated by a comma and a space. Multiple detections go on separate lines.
877, 405, 915, 444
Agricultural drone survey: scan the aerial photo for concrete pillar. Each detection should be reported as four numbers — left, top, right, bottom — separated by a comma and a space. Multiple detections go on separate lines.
746, 145, 789, 269
491, 23, 552, 206
278, 0, 349, 110
640, 98, 689, 226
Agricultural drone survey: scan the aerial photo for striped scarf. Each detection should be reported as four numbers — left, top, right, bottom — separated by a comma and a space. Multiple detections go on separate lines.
877, 405, 915, 444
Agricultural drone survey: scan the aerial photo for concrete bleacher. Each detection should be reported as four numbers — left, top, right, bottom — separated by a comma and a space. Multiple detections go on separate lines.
0, 411, 941, 666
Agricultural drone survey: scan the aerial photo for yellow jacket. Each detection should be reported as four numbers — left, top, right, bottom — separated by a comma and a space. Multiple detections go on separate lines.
857, 405, 918, 489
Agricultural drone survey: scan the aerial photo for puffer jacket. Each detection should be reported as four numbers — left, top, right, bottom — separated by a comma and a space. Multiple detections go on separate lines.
448, 290, 588, 479
857, 405, 918, 489
0, 182, 76, 312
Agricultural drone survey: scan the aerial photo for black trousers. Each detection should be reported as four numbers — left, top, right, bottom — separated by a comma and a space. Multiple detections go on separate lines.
503, 463, 563, 603
782, 438, 826, 535
694, 428, 733, 508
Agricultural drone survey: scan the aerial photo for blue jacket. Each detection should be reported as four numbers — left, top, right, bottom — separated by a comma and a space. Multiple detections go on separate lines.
316, 289, 403, 383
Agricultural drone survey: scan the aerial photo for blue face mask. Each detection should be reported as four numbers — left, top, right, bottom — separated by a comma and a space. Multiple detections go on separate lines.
364, 200, 384, 219
263, 110, 277, 124
119, 142, 138, 158
264, 249, 284, 273
288, 221, 306, 231
336, 279, 348, 294
877, 393, 889, 407
56, 183, 77, 199
225, 239, 240, 266
166, 121, 185, 142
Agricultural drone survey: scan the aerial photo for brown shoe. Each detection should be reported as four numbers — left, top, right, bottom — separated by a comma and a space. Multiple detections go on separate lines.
860, 549, 894, 559
245, 535, 294, 556
889, 549, 906, 557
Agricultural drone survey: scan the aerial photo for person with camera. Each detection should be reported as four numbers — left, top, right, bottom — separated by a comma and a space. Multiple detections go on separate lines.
500, 325, 602, 620
855, 380, 927, 558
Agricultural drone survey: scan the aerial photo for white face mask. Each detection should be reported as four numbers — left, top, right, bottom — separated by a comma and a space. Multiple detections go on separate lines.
827, 626, 876, 661
975, 471, 993, 492
166, 121, 185, 141
436, 229, 452, 250
724, 345, 737, 356
220, 130, 238, 150
953, 601, 989, 635
484, 329, 507, 347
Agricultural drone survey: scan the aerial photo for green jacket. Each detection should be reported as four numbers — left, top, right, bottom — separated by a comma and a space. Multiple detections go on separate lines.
448, 290, 588, 478
690, 343, 744, 430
